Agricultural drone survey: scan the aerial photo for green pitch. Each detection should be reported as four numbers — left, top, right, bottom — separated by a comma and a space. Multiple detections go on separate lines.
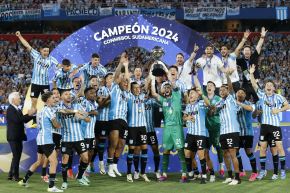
0, 126, 6, 143
0, 172, 289, 193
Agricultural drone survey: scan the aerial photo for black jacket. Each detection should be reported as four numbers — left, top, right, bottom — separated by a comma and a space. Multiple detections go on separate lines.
6, 104, 34, 141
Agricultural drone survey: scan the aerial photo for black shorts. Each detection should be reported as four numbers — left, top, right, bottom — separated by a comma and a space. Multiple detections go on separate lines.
30, 83, 50, 98
147, 131, 158, 145
61, 141, 87, 155
95, 121, 109, 138
128, 127, 147, 146
239, 136, 253, 149
84, 138, 95, 150
220, 132, 240, 150
109, 119, 128, 140
53, 133, 62, 150
184, 134, 207, 151
37, 144, 55, 158
260, 124, 282, 142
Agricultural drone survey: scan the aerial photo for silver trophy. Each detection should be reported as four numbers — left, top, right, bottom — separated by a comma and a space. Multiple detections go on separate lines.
151, 46, 167, 76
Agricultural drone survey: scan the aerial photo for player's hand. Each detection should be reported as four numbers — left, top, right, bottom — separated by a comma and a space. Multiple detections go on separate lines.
15, 31, 21, 37
271, 108, 280, 115
196, 87, 202, 96
90, 110, 98, 116
249, 64, 256, 74
196, 62, 201, 68
28, 107, 36, 116
243, 29, 250, 39
193, 43, 199, 53
261, 27, 268, 37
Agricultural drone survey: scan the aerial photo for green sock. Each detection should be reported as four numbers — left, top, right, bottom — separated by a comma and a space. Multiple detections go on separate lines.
162, 154, 170, 173
216, 146, 224, 164
178, 149, 187, 173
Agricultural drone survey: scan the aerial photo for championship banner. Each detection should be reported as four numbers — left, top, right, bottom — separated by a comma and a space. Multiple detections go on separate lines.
99, 7, 113, 16
184, 7, 226, 20
226, 6, 240, 16
114, 8, 140, 16
65, 8, 99, 17
114, 8, 176, 20
0, 9, 41, 21
42, 3, 60, 17
0, 4, 10, 11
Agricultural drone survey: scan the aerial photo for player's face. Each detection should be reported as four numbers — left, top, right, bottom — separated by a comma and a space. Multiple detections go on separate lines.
90, 78, 98, 89
169, 68, 178, 80
61, 91, 71, 103
62, 65, 71, 72
176, 54, 184, 66
40, 48, 49, 58
120, 78, 128, 91
206, 82, 215, 94
91, 57, 100, 67
87, 89, 96, 101
236, 90, 246, 101
265, 81, 275, 95
205, 46, 213, 56
163, 85, 172, 97
73, 78, 81, 89
46, 95, 56, 106
156, 76, 163, 83
134, 68, 142, 79
52, 89, 60, 102
221, 46, 228, 57
243, 47, 251, 59
189, 90, 199, 103
132, 84, 141, 96
105, 75, 113, 87
219, 86, 229, 98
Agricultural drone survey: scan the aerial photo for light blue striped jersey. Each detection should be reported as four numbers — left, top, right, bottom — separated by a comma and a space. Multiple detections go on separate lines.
108, 83, 129, 121
130, 77, 145, 86
30, 49, 58, 85
81, 99, 98, 139
54, 66, 76, 89
217, 94, 240, 135
52, 102, 62, 134
175, 79, 187, 93
58, 101, 86, 142
70, 89, 85, 104
145, 98, 159, 132
185, 100, 207, 137
36, 106, 56, 145
79, 62, 107, 86
257, 89, 286, 127
237, 100, 255, 136
127, 93, 146, 127
97, 86, 110, 121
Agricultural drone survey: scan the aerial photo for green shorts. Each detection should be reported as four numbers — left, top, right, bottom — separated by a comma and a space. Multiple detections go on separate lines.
207, 129, 220, 148
162, 125, 185, 150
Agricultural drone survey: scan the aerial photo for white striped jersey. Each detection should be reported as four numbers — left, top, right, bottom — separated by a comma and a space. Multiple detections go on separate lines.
81, 99, 98, 138
52, 102, 61, 135
175, 79, 187, 93
36, 106, 56, 145
70, 89, 85, 104
257, 89, 286, 127
97, 86, 110, 121
79, 62, 107, 86
30, 49, 58, 85
54, 66, 76, 89
108, 83, 129, 121
221, 53, 239, 84
237, 100, 255, 136
185, 100, 207, 137
217, 94, 240, 135
58, 101, 86, 142
145, 98, 159, 133
127, 93, 146, 127
130, 77, 145, 86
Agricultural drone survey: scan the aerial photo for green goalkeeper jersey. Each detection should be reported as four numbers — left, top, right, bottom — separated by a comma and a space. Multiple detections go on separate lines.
205, 94, 222, 130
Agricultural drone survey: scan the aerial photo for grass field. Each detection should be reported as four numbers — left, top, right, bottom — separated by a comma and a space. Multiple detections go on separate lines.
0, 171, 289, 193
0, 126, 6, 143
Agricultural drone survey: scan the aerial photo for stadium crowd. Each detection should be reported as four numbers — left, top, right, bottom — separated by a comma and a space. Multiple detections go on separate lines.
0, 32, 290, 113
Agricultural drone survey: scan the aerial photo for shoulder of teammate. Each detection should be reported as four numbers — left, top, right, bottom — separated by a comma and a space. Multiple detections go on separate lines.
30, 48, 40, 59
196, 57, 205, 67
257, 88, 265, 98
229, 52, 237, 60
276, 93, 287, 104
214, 55, 223, 68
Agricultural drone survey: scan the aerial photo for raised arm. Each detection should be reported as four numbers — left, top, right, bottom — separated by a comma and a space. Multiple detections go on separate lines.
234, 30, 250, 56
249, 64, 259, 92
123, 60, 130, 91
193, 73, 201, 89
15, 31, 32, 51
256, 27, 268, 54
188, 43, 199, 63
150, 78, 160, 100
114, 53, 127, 83
226, 70, 234, 94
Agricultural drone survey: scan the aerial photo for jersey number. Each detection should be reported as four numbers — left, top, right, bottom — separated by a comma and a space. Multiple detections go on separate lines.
197, 140, 203, 147
273, 131, 280, 138
226, 139, 233, 146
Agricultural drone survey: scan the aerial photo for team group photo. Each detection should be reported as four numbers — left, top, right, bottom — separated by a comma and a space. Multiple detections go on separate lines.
0, 1, 290, 193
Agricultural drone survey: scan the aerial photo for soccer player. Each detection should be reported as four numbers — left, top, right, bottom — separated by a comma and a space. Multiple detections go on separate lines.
151, 81, 187, 182
95, 72, 113, 175
53, 59, 76, 92
131, 67, 145, 86
81, 87, 98, 177
18, 92, 63, 192
237, 27, 267, 102
250, 65, 289, 180
107, 52, 130, 177
220, 30, 250, 92
183, 87, 209, 184
235, 88, 258, 181
58, 90, 91, 189
168, 66, 187, 94
126, 81, 150, 182
175, 44, 199, 90
15, 31, 59, 113
71, 53, 107, 87
216, 72, 241, 185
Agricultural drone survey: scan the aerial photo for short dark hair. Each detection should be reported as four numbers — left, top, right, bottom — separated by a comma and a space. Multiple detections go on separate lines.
220, 84, 229, 89
265, 79, 276, 88
243, 45, 251, 50
62, 59, 71, 66
168, 65, 178, 71
236, 87, 246, 93
105, 72, 113, 79
131, 81, 139, 88
89, 75, 98, 80
187, 87, 197, 95
41, 91, 53, 102
207, 81, 216, 88
72, 77, 80, 82
206, 45, 214, 49
60, 89, 71, 96
51, 88, 58, 92
84, 87, 95, 95
40, 46, 49, 49
91, 53, 100, 58
176, 53, 184, 58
